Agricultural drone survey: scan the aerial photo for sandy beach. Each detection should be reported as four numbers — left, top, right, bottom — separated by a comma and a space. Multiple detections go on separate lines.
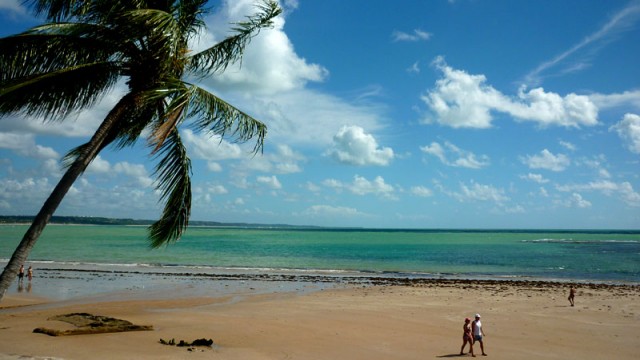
1, 278, 638, 360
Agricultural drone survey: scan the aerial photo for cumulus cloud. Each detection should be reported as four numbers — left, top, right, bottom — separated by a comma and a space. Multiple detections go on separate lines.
326, 126, 394, 166
610, 113, 640, 154
456, 181, 509, 203
182, 129, 244, 161
521, 173, 550, 184
590, 90, 640, 110
191, 2, 386, 148
85, 157, 153, 187
0, 0, 26, 15
392, 29, 432, 42
202, 0, 327, 95
257, 175, 282, 190
236, 144, 304, 174
557, 180, 640, 207
0, 86, 126, 138
0, 177, 52, 213
421, 57, 598, 129
522, 149, 570, 172
0, 133, 59, 160
410, 186, 433, 197
302, 204, 363, 217
323, 175, 396, 199
420, 141, 490, 169
86, 155, 112, 174
556, 193, 592, 208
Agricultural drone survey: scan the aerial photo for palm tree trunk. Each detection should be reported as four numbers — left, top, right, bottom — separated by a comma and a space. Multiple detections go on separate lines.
0, 94, 137, 302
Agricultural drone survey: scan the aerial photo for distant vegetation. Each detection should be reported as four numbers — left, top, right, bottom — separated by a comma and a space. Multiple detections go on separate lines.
0, 215, 317, 229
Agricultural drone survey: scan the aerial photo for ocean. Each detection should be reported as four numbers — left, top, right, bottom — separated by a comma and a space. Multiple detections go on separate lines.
1, 225, 639, 286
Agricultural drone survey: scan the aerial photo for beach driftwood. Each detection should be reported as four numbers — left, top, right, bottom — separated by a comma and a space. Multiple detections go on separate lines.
33, 313, 153, 336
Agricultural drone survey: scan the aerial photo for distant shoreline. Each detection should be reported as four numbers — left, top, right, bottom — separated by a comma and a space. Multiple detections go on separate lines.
2, 216, 639, 233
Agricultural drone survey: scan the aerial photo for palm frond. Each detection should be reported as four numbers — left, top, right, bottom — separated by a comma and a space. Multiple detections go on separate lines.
187, 0, 281, 76
0, 62, 119, 121
26, 0, 89, 21
149, 129, 192, 248
175, 0, 208, 38
188, 85, 266, 154
0, 28, 116, 82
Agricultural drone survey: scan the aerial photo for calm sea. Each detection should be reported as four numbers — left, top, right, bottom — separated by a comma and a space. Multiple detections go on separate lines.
1, 225, 639, 284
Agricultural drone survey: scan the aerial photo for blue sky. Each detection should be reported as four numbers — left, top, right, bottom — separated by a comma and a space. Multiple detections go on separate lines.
1, 0, 639, 229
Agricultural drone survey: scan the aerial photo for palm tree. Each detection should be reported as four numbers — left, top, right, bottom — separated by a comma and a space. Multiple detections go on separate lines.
0, 0, 282, 301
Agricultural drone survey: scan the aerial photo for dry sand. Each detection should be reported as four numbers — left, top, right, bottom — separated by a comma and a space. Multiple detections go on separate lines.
1, 280, 638, 359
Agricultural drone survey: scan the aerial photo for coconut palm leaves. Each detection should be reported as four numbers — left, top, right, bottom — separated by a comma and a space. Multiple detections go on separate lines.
0, 0, 282, 300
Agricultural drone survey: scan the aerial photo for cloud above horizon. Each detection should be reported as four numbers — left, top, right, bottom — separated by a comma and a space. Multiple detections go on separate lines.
421, 57, 599, 129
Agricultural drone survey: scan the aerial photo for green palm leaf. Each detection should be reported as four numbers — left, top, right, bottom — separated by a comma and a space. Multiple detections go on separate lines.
149, 129, 192, 248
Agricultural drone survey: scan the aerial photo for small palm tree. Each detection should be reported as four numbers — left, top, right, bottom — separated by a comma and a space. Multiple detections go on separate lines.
0, 0, 282, 301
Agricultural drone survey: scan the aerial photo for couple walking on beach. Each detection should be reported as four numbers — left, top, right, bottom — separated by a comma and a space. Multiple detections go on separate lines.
17, 265, 33, 283
460, 314, 487, 357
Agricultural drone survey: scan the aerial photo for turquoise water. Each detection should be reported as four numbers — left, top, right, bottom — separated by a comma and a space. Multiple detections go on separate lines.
1, 225, 639, 283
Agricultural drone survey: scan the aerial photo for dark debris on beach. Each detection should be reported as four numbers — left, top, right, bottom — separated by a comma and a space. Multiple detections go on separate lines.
36, 267, 640, 295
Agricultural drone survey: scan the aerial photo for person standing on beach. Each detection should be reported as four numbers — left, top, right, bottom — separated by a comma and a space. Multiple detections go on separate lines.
568, 287, 576, 306
472, 314, 487, 356
17, 265, 24, 283
27, 266, 33, 282
460, 317, 475, 356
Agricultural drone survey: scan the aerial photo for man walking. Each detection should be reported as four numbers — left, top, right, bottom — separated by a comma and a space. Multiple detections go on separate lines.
472, 314, 487, 356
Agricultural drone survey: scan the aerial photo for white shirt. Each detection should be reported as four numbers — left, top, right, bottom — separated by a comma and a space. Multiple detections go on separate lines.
473, 320, 482, 336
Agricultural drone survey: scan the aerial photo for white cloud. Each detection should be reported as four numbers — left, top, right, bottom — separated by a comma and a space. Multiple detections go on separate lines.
302, 205, 363, 217
0, 0, 26, 15
455, 181, 509, 203
556, 193, 592, 209
256, 175, 282, 190
237, 144, 304, 174
420, 141, 490, 169
203, 0, 327, 95
304, 181, 321, 193
410, 186, 433, 197
113, 162, 153, 187
0, 177, 52, 213
407, 61, 421, 74
207, 162, 223, 172
86, 157, 153, 187
0, 86, 126, 138
87, 155, 111, 174
326, 126, 394, 166
559, 140, 577, 151
350, 175, 395, 198
571, 193, 592, 208
421, 57, 598, 129
0, 133, 59, 160
238, 88, 387, 147
392, 29, 432, 42
182, 129, 244, 161
524, 2, 640, 86
521, 173, 549, 184
557, 180, 640, 207
610, 113, 640, 154
194, 2, 386, 149
522, 149, 570, 172
590, 90, 640, 110
323, 175, 396, 199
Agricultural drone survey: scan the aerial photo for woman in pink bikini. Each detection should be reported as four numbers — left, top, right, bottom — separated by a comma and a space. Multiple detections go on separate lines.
460, 317, 475, 356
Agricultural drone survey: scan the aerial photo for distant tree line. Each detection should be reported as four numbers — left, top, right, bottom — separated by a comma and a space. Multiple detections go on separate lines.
0, 215, 316, 229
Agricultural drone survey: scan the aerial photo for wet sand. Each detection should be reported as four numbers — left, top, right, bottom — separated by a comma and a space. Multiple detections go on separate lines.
1, 275, 638, 360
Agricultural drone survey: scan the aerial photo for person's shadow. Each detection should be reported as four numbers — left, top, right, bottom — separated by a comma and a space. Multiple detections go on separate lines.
437, 354, 470, 358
